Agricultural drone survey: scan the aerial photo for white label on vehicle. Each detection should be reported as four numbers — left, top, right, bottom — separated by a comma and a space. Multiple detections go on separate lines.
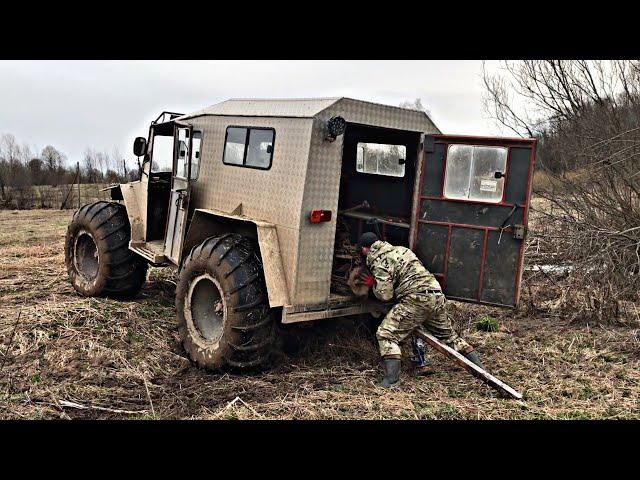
480, 179, 498, 192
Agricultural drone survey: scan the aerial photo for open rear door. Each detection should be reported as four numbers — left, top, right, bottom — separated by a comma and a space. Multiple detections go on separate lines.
411, 135, 536, 308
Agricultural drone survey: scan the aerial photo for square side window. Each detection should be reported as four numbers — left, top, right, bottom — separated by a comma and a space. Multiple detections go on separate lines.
246, 129, 274, 169
469, 146, 507, 202
223, 127, 247, 165
222, 126, 274, 169
443, 144, 507, 203
443, 144, 474, 199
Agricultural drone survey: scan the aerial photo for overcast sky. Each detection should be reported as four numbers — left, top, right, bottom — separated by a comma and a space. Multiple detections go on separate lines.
0, 60, 502, 169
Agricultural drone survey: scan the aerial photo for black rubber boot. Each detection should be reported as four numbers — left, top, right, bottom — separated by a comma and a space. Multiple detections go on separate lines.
464, 349, 484, 370
379, 358, 402, 388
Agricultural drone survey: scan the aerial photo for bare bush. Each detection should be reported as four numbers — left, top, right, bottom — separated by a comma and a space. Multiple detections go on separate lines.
484, 60, 640, 319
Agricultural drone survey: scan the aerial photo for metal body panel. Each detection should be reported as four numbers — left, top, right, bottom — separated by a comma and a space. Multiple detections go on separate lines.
281, 293, 373, 324
295, 98, 440, 305
164, 188, 187, 263
255, 223, 290, 307
186, 114, 314, 303
148, 98, 440, 314
181, 98, 341, 119
183, 208, 290, 308
282, 303, 372, 324
120, 179, 147, 243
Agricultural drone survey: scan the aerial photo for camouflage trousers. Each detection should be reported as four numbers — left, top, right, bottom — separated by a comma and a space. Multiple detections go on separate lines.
376, 292, 471, 358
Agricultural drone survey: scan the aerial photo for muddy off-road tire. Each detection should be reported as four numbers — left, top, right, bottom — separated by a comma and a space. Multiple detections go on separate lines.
176, 234, 276, 371
65, 201, 148, 298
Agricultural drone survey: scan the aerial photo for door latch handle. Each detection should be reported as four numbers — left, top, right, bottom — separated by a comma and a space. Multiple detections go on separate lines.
498, 223, 526, 245
512, 224, 525, 240
175, 190, 188, 209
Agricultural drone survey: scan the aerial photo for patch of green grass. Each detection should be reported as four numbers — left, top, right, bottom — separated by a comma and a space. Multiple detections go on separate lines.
557, 410, 591, 420
614, 370, 628, 380
329, 384, 348, 393
603, 405, 622, 419
600, 351, 627, 363
446, 387, 465, 398
421, 403, 465, 419
133, 413, 159, 420
475, 315, 500, 332
577, 386, 597, 400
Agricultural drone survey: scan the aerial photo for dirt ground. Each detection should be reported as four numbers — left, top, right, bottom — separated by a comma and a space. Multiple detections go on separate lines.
1, 209, 639, 419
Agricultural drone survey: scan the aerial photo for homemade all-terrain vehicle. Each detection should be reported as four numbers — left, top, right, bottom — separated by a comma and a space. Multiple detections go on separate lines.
65, 98, 536, 371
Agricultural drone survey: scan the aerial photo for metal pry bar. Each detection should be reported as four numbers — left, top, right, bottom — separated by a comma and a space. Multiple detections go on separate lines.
414, 330, 523, 400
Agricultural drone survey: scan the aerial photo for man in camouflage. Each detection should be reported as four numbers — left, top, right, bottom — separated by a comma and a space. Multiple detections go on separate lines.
355, 232, 483, 388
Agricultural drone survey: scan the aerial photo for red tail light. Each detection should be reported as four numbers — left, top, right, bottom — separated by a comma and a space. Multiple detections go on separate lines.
309, 209, 332, 223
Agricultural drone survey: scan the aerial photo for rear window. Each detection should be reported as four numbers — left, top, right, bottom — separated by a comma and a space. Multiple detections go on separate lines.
223, 126, 275, 170
356, 142, 406, 177
444, 144, 507, 203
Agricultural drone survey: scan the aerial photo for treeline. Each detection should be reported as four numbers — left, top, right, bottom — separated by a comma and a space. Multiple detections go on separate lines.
0, 132, 140, 208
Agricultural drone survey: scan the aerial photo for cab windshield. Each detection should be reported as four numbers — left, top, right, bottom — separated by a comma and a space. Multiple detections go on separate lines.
151, 134, 174, 173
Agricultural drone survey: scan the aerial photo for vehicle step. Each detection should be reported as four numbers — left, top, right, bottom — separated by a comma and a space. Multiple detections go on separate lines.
130, 244, 167, 265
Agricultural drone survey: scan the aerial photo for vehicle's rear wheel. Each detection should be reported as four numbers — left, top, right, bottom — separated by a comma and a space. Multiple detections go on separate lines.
65, 201, 148, 298
176, 234, 276, 371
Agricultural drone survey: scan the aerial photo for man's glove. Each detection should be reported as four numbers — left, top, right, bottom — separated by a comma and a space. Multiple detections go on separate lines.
359, 273, 375, 287
347, 266, 374, 298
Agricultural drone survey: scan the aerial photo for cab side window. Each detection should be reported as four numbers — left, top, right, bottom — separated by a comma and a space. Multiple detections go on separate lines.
222, 126, 275, 170
175, 129, 190, 179
174, 129, 203, 180
190, 131, 202, 179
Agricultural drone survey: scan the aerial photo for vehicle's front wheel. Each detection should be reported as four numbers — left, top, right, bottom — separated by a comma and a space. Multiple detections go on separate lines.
65, 201, 148, 298
176, 234, 276, 371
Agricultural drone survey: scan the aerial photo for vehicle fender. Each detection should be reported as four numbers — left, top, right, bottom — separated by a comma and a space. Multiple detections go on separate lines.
183, 208, 290, 308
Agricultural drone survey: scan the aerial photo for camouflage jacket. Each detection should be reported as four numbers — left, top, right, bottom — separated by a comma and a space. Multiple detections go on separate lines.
366, 241, 441, 301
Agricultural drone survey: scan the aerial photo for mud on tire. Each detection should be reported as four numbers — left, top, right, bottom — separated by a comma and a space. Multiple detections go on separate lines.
176, 234, 276, 371
65, 201, 148, 298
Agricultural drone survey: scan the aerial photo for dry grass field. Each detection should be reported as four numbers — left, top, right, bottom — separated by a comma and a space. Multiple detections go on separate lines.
1, 208, 639, 419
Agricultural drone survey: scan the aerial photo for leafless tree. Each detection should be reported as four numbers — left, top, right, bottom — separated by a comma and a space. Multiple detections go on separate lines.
111, 147, 131, 182
28, 157, 45, 184
41, 145, 66, 185
400, 98, 432, 117
82, 148, 103, 183
483, 60, 640, 316
0, 134, 32, 204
